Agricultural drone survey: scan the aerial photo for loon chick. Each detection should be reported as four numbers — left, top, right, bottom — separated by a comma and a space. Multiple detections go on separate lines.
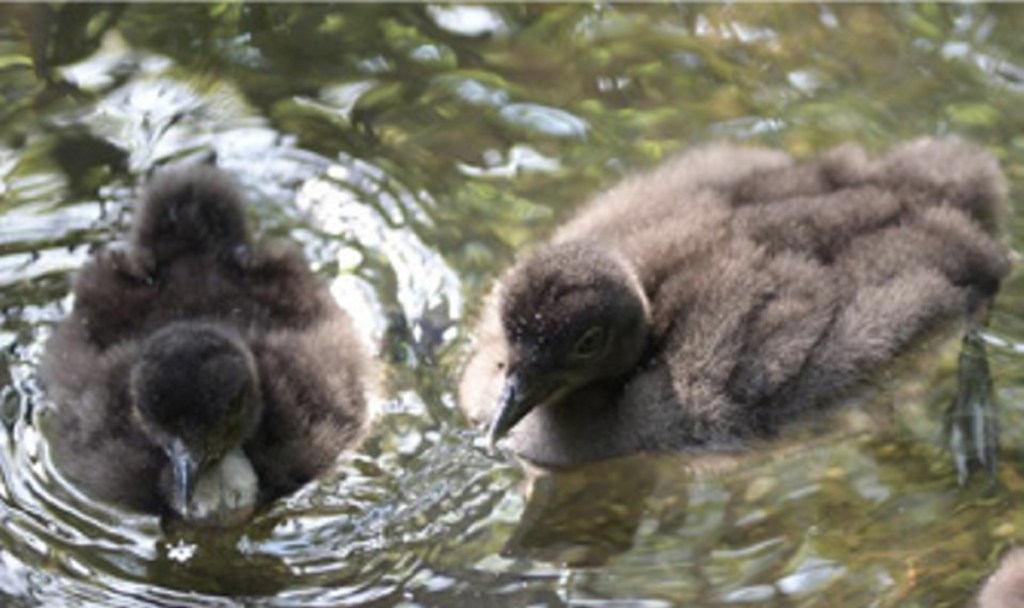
41, 166, 373, 525
460, 139, 1010, 467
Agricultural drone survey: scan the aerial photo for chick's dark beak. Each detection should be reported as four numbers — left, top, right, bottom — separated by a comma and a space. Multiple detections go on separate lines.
489, 365, 567, 445
168, 439, 201, 516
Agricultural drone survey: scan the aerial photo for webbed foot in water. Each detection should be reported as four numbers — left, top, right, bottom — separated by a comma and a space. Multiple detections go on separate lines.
944, 330, 999, 485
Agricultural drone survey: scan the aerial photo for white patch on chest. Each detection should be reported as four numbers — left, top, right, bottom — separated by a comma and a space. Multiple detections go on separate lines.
188, 447, 258, 527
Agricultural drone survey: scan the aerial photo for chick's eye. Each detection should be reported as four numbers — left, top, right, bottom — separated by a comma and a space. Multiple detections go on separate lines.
572, 327, 607, 359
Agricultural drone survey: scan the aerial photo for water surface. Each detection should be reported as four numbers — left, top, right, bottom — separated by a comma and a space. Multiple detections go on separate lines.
2, 4, 1024, 606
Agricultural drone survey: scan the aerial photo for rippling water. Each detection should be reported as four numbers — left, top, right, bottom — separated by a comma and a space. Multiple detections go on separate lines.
3, 4, 1024, 606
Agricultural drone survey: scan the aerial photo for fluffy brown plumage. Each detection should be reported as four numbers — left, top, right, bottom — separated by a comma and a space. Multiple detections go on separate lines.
459, 139, 1011, 467
41, 166, 372, 525
977, 549, 1024, 608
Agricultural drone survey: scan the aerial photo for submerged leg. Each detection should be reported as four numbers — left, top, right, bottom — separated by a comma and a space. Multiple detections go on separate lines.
944, 328, 999, 485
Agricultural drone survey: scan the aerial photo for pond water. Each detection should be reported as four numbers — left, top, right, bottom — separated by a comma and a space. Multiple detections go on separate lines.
2, 4, 1024, 606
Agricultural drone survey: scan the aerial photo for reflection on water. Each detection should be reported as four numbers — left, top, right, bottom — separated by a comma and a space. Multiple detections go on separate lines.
2, 3, 1024, 606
